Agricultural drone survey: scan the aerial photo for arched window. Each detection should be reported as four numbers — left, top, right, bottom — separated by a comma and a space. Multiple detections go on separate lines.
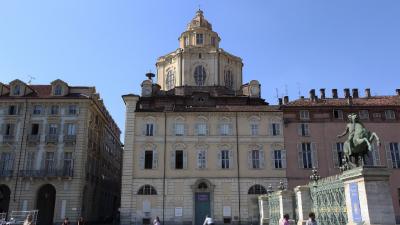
137, 185, 157, 195
166, 71, 175, 90
248, 184, 267, 195
198, 182, 208, 190
224, 70, 233, 89
194, 66, 206, 86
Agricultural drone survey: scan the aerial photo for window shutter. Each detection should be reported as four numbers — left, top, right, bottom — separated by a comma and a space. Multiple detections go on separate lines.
194, 124, 199, 136
372, 144, 380, 166
229, 150, 234, 169
0, 124, 5, 135
141, 124, 146, 136
332, 143, 339, 168
205, 124, 209, 135
298, 143, 304, 168
184, 124, 189, 136
281, 150, 287, 169
277, 124, 281, 136
172, 123, 177, 135
170, 151, 176, 169
204, 150, 208, 169
139, 150, 145, 170
40, 152, 46, 170
304, 124, 310, 136
153, 150, 158, 169
311, 143, 318, 168
260, 150, 265, 169
247, 150, 252, 169
297, 124, 302, 136
153, 124, 157, 136
268, 124, 273, 136
196, 150, 201, 169
10, 124, 16, 136
217, 151, 222, 169
183, 151, 188, 169
385, 144, 393, 169
270, 150, 275, 169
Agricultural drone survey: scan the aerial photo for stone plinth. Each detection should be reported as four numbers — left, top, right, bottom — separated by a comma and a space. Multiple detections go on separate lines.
258, 195, 269, 225
340, 166, 396, 225
277, 190, 296, 222
294, 185, 312, 225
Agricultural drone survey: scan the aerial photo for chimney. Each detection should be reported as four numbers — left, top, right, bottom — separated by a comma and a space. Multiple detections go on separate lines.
320, 88, 326, 99
332, 89, 338, 99
309, 89, 316, 101
352, 88, 359, 98
283, 96, 289, 104
365, 88, 371, 98
396, 89, 400, 96
278, 98, 283, 105
300, 96, 305, 100
344, 88, 351, 98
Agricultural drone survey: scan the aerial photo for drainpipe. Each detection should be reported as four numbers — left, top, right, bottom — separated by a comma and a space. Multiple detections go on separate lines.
162, 112, 167, 225
235, 112, 241, 225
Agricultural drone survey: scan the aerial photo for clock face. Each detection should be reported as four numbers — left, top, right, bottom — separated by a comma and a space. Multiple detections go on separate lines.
250, 86, 259, 95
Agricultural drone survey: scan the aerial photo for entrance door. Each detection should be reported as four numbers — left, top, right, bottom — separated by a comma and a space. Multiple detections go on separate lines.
0, 185, 11, 213
195, 192, 211, 225
36, 184, 56, 225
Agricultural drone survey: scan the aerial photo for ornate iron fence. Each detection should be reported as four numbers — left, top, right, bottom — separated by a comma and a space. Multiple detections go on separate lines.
309, 175, 348, 225
268, 193, 280, 225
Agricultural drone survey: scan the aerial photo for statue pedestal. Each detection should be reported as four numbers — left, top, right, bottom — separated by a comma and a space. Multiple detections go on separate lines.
340, 166, 396, 225
294, 186, 312, 225
258, 195, 269, 225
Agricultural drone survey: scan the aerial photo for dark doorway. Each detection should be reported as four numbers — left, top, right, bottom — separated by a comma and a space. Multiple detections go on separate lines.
195, 192, 211, 225
36, 184, 56, 225
0, 185, 11, 213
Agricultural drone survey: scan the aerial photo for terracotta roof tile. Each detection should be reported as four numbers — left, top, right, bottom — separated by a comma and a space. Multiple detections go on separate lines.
283, 96, 400, 107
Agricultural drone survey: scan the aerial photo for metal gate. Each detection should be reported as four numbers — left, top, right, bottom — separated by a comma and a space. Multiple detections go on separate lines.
309, 175, 348, 225
267, 193, 280, 225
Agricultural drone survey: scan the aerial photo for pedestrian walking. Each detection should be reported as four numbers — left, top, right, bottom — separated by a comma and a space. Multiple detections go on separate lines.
153, 216, 161, 225
203, 215, 215, 225
77, 217, 85, 225
279, 214, 290, 225
306, 212, 317, 225
23, 214, 33, 225
61, 217, 70, 225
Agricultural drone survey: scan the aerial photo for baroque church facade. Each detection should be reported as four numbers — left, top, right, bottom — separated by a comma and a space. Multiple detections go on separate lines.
121, 10, 286, 225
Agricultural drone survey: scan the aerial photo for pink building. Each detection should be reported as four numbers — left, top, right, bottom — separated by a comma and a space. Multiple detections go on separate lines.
281, 88, 400, 222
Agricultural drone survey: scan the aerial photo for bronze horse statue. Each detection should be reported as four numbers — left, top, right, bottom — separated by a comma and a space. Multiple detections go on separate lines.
337, 113, 380, 168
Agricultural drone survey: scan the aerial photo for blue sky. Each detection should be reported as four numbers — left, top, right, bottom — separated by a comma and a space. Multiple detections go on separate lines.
1, 0, 399, 137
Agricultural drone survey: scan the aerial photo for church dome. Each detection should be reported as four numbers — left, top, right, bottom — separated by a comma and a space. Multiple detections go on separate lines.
187, 9, 212, 31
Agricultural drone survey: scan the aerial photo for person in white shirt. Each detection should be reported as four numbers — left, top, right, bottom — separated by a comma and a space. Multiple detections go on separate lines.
203, 215, 214, 225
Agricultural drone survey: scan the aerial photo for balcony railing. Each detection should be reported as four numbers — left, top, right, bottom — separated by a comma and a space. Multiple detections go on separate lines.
19, 169, 73, 178
0, 169, 13, 177
2, 135, 15, 144
64, 135, 76, 144
27, 135, 41, 144
45, 135, 58, 144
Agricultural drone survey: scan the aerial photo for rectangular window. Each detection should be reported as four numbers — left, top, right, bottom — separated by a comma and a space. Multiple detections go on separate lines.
272, 123, 281, 136
299, 110, 310, 120
335, 142, 344, 167
221, 150, 230, 169
251, 124, 259, 136
197, 150, 206, 169
26, 152, 35, 170
13, 85, 20, 96
68, 105, 77, 115
220, 124, 231, 136
359, 110, 369, 120
196, 33, 203, 45
144, 150, 153, 169
31, 124, 39, 135
184, 36, 189, 46
385, 110, 396, 120
175, 123, 185, 136
45, 152, 55, 172
274, 150, 282, 169
33, 105, 42, 115
211, 37, 216, 46
299, 123, 310, 136
50, 105, 59, 115
63, 152, 73, 175
49, 124, 58, 135
175, 150, 184, 169
145, 123, 154, 136
8, 105, 17, 115
251, 150, 260, 169
0, 153, 13, 171
333, 109, 343, 119
390, 143, 400, 168
4, 124, 14, 136
301, 143, 313, 169
196, 123, 207, 136
66, 124, 76, 135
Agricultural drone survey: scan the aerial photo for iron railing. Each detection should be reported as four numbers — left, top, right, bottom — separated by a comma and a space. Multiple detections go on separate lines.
27, 135, 40, 143
45, 134, 58, 144
2, 135, 15, 144
19, 169, 73, 178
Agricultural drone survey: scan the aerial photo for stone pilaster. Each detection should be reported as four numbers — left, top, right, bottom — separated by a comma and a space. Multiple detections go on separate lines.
294, 185, 311, 225
341, 166, 396, 225
120, 94, 139, 225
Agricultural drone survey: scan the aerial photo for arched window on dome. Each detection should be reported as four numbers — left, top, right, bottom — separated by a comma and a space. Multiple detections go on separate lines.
248, 184, 267, 195
166, 70, 175, 90
194, 66, 206, 86
137, 185, 157, 195
224, 70, 233, 89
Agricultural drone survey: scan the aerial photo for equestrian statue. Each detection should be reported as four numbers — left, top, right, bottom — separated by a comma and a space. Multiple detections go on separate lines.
337, 113, 380, 169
